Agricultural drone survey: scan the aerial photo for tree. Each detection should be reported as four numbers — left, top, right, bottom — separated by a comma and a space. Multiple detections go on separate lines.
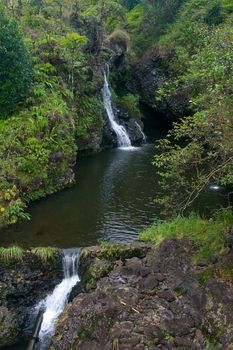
0, 4, 33, 118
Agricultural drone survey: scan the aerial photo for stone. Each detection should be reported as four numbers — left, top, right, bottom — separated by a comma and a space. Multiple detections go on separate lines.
47, 239, 233, 350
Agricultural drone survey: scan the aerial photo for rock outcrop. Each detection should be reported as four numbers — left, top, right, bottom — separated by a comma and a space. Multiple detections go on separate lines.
49, 239, 233, 350
129, 47, 191, 122
0, 252, 62, 347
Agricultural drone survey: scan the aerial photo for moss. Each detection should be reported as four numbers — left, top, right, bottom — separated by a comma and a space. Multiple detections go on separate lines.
146, 339, 156, 348
217, 265, 233, 283
0, 282, 7, 299
108, 30, 130, 52
74, 315, 107, 346
199, 267, 214, 286
97, 242, 149, 261
83, 258, 112, 290
164, 334, 174, 342
118, 93, 142, 120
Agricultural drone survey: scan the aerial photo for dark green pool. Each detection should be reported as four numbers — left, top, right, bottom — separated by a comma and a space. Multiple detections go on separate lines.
0, 130, 227, 248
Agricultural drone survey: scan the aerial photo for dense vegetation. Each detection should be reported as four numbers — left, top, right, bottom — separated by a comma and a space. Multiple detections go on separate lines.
0, 0, 232, 230
0, 4, 32, 117
152, 0, 233, 215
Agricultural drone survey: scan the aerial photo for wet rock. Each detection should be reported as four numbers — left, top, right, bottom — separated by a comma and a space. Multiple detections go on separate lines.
0, 306, 20, 347
131, 47, 190, 120
0, 251, 62, 346
49, 239, 233, 350
102, 106, 145, 148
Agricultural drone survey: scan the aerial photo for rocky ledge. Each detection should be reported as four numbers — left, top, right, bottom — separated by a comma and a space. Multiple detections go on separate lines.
50, 239, 233, 350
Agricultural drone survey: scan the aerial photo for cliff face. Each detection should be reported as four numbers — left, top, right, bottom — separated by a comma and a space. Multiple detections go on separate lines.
50, 239, 233, 350
117, 47, 191, 126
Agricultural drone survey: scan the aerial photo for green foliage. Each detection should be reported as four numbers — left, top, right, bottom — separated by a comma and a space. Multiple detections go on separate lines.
0, 185, 30, 226
0, 3, 33, 118
118, 93, 141, 119
120, 0, 140, 10
0, 245, 24, 264
75, 95, 104, 139
7, 200, 30, 224
144, 0, 233, 215
126, 0, 186, 51
31, 247, 59, 263
140, 209, 233, 260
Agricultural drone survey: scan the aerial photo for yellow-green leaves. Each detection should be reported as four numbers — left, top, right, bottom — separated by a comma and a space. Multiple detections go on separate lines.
59, 33, 87, 49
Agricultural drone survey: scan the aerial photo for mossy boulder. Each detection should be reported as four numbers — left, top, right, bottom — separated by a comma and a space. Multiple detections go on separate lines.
79, 243, 151, 291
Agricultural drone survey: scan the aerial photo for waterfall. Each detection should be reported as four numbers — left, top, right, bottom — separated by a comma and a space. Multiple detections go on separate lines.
35, 249, 80, 350
103, 64, 132, 148
135, 121, 147, 144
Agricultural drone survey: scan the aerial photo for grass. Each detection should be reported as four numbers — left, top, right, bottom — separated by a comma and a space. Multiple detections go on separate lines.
0, 245, 24, 263
139, 209, 233, 261
31, 247, 58, 263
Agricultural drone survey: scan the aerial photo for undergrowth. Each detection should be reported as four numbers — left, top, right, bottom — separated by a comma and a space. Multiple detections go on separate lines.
140, 209, 233, 261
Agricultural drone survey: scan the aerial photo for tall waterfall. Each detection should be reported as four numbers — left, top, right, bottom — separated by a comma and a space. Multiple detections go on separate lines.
103, 65, 132, 148
35, 249, 80, 350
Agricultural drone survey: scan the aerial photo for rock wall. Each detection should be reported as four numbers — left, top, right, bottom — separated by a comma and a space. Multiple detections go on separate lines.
49, 239, 233, 350
0, 252, 62, 347
132, 47, 191, 121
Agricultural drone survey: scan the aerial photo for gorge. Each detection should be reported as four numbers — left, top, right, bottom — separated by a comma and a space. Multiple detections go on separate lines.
0, 0, 232, 349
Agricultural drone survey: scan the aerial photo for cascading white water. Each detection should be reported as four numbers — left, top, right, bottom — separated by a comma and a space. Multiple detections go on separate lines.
135, 121, 147, 144
103, 64, 132, 148
35, 249, 80, 350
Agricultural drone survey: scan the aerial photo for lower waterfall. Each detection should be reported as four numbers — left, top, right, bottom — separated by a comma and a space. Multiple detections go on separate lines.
35, 249, 80, 350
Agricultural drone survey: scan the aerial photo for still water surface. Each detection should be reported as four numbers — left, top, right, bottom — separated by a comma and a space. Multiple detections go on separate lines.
0, 130, 227, 248
1, 145, 158, 247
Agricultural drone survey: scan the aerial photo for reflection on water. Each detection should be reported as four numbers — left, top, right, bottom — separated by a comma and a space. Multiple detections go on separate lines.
0, 132, 228, 248
0, 144, 159, 248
